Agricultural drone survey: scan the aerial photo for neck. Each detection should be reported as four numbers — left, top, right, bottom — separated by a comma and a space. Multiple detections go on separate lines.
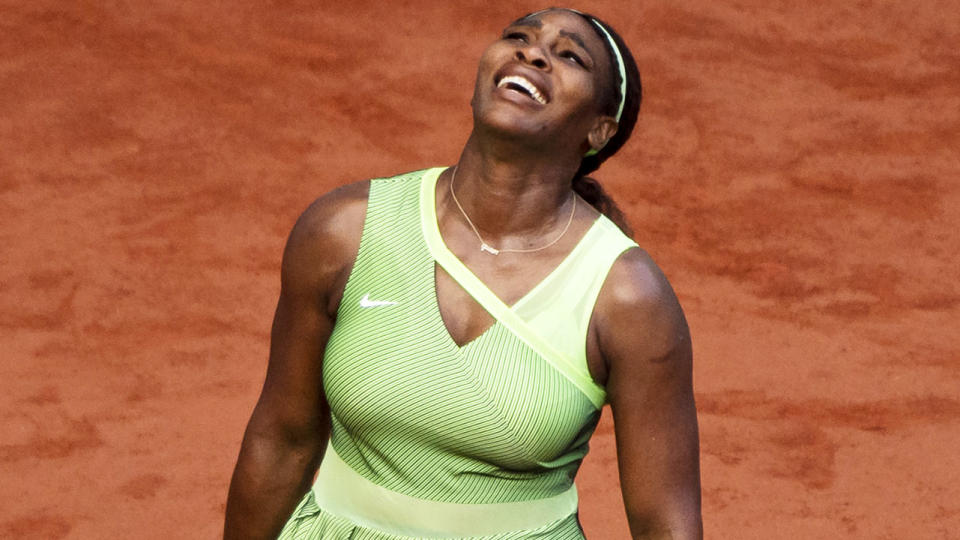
444, 132, 582, 241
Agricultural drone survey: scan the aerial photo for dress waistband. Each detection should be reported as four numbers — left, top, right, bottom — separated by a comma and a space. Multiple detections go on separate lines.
311, 442, 579, 538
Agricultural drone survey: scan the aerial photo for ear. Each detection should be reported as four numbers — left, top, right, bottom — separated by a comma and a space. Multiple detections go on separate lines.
586, 116, 619, 154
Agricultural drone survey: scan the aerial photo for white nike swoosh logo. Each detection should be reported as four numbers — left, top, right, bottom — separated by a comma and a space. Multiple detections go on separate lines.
359, 294, 398, 308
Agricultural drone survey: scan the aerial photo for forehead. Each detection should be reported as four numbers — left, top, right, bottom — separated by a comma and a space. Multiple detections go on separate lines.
512, 9, 605, 50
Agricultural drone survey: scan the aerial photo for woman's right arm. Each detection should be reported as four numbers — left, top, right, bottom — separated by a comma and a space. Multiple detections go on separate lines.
223, 182, 369, 540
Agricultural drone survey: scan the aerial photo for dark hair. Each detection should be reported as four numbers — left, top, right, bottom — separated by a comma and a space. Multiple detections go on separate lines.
570, 12, 641, 234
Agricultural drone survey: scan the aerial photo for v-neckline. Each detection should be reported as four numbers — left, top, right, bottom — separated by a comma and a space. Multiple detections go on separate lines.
419, 167, 600, 351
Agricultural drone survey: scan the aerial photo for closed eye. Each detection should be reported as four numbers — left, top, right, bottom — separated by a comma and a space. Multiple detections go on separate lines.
560, 50, 585, 67
503, 31, 528, 43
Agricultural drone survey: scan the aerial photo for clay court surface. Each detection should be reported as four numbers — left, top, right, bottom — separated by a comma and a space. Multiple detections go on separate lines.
2, 1, 959, 538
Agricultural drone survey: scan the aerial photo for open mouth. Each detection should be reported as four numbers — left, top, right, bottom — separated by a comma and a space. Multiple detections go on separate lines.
496, 75, 548, 105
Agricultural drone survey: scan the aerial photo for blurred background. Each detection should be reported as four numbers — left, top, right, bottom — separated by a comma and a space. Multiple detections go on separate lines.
1, 1, 958, 538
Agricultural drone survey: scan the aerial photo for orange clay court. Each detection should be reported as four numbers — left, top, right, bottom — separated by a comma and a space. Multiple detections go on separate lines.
1, 2, 958, 538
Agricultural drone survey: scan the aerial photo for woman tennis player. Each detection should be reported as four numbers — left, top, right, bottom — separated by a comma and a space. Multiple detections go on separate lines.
225, 7, 701, 539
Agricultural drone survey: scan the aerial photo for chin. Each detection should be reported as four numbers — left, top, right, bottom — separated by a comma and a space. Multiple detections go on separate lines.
471, 98, 547, 143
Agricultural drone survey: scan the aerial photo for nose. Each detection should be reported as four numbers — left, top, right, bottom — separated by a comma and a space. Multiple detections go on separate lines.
515, 46, 549, 70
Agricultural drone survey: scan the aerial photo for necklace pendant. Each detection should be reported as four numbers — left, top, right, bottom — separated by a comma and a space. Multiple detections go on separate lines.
480, 243, 500, 255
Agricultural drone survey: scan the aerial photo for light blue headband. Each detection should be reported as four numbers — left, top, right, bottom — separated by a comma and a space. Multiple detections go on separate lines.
525, 9, 626, 156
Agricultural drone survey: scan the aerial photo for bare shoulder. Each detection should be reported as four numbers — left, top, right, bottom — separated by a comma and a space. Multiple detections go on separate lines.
598, 248, 702, 539
280, 180, 371, 312
285, 180, 370, 255
594, 247, 690, 368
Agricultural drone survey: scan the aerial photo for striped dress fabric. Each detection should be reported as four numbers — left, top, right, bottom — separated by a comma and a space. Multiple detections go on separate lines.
278, 168, 636, 539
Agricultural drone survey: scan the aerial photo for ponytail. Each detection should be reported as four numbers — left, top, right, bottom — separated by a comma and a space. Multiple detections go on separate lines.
571, 12, 642, 237
572, 175, 632, 235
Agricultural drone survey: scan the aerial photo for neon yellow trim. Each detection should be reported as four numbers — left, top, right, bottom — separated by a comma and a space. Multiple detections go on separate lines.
512, 215, 636, 405
584, 18, 626, 159
312, 441, 578, 537
419, 167, 608, 409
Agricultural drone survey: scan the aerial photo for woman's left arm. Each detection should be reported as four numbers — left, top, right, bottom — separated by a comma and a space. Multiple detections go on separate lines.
595, 248, 702, 540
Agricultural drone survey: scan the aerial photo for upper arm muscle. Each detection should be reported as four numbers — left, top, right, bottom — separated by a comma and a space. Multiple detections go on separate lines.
595, 249, 702, 538
248, 181, 369, 444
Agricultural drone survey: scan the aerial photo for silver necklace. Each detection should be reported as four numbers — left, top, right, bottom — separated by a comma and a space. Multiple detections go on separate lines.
448, 166, 577, 255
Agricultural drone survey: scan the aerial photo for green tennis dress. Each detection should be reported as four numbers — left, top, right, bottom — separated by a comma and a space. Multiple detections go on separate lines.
278, 167, 637, 539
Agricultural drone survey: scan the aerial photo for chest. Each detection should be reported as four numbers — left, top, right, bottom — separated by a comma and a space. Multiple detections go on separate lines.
322, 265, 596, 466
433, 251, 608, 385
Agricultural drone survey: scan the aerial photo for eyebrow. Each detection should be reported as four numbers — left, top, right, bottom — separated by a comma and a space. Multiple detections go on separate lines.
513, 18, 542, 29
509, 20, 590, 53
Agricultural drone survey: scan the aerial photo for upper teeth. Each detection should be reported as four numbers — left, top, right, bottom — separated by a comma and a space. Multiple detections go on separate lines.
498, 75, 547, 105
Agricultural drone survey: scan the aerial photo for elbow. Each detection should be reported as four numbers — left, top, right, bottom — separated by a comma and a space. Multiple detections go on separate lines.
231, 404, 328, 485
245, 398, 329, 450
627, 508, 703, 540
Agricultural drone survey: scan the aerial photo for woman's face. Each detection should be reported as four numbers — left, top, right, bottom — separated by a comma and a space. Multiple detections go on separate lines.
471, 9, 616, 155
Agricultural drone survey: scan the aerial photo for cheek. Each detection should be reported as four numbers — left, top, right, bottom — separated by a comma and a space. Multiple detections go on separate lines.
477, 42, 511, 74
560, 72, 603, 119
472, 47, 500, 90
471, 45, 513, 107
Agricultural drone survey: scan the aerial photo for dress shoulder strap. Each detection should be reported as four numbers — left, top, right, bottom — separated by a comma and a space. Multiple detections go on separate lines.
418, 167, 637, 408
512, 215, 637, 407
